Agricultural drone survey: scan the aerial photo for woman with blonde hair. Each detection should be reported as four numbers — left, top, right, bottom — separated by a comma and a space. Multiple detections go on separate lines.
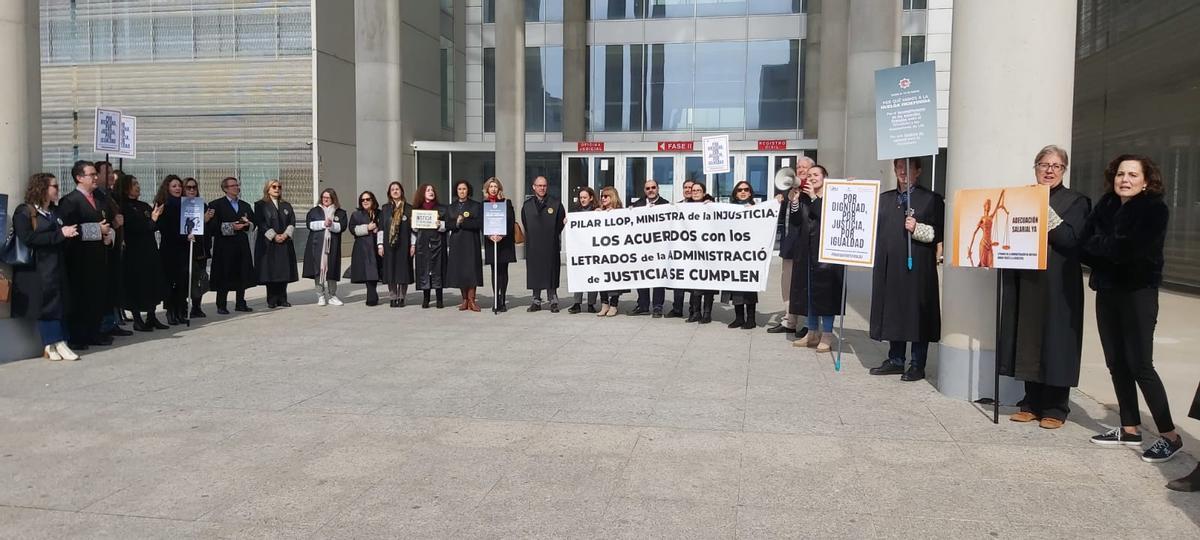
596, 186, 627, 317
253, 179, 298, 308
482, 177, 516, 312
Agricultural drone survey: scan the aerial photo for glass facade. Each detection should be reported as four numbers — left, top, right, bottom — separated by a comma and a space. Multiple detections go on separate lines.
484, 0, 564, 23
900, 35, 926, 65
484, 47, 564, 133
1073, 0, 1200, 288
590, 0, 805, 19
39, 0, 313, 200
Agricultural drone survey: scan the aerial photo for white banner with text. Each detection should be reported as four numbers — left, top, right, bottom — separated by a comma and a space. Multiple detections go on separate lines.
564, 203, 779, 293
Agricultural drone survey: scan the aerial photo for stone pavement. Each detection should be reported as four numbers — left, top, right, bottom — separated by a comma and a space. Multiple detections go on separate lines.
1, 262, 1198, 539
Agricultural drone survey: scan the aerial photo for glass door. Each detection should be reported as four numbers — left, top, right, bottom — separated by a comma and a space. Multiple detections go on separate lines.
562, 154, 617, 208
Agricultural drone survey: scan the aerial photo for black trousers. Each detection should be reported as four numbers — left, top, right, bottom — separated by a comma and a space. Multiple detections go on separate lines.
265, 282, 288, 304
1019, 381, 1071, 421
637, 287, 665, 311
1096, 287, 1174, 433
67, 312, 101, 344
365, 281, 379, 304
216, 289, 246, 308
671, 289, 688, 314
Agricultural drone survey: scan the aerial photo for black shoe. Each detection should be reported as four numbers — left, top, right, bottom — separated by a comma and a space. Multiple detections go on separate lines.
766, 324, 793, 334
665, 309, 682, 319
90, 335, 114, 346
568, 303, 582, 314
527, 304, 541, 313
869, 360, 906, 376
727, 317, 744, 329
496, 304, 507, 313
132, 320, 152, 332
1142, 436, 1184, 463
900, 366, 926, 382
686, 311, 700, 323
389, 299, 398, 308
587, 304, 597, 313
550, 303, 560, 313
190, 303, 206, 318
216, 306, 230, 315
742, 317, 756, 330
1090, 428, 1143, 446
1166, 464, 1200, 492
267, 299, 278, 309
421, 299, 430, 308
166, 310, 181, 326
630, 307, 650, 316
436, 299, 444, 309
652, 310, 663, 319
235, 304, 252, 313
148, 314, 169, 330
366, 300, 379, 307
108, 327, 133, 337
279, 300, 292, 308
67, 341, 90, 351
399, 298, 406, 307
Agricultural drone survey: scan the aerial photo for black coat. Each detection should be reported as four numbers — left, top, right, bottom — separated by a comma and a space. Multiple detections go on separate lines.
522, 196, 565, 289
483, 199, 516, 266
445, 198, 484, 288
788, 194, 843, 316
98, 189, 124, 311
302, 206, 347, 281
56, 189, 111, 323
998, 185, 1090, 387
378, 202, 414, 285
347, 209, 382, 283
779, 197, 802, 261
207, 197, 256, 291
630, 196, 670, 207
868, 186, 944, 343
413, 205, 448, 290
1081, 192, 1166, 291
119, 198, 166, 310
253, 199, 299, 284
11, 204, 68, 321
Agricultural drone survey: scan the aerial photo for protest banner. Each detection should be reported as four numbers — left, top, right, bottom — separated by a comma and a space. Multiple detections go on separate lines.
411, 209, 439, 229
951, 184, 1048, 270
817, 180, 881, 268
181, 197, 205, 236
564, 202, 778, 293
875, 61, 938, 160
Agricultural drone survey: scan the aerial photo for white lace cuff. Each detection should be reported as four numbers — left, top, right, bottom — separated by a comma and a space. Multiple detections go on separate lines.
913, 223, 935, 243
1047, 207, 1063, 230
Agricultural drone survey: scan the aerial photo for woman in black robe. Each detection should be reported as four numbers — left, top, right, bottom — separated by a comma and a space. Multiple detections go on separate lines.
115, 174, 168, 331
567, 187, 599, 314
412, 183, 448, 309
348, 191, 383, 306
445, 181, 484, 312
253, 179, 299, 309
181, 178, 215, 318
11, 173, 81, 361
378, 182, 414, 307
788, 166, 844, 352
154, 175, 188, 324
481, 177, 516, 312
303, 188, 347, 306
998, 145, 1090, 429
722, 181, 760, 329
1168, 384, 1200, 491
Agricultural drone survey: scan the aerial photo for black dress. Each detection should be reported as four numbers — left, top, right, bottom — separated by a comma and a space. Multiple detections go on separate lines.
413, 205, 448, 290
723, 198, 760, 306
378, 202, 414, 285
445, 198, 484, 288
787, 193, 844, 317
347, 209, 382, 284
11, 205, 67, 321
521, 196, 565, 290
119, 198, 166, 311
302, 206, 347, 281
868, 186, 944, 343
207, 197, 256, 292
253, 199, 299, 285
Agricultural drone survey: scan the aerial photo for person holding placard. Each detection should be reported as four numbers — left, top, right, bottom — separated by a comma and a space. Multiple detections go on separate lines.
722, 181, 760, 329
768, 156, 814, 335
253, 179, 299, 309
630, 179, 670, 317
567, 187, 600, 314
667, 179, 697, 318
348, 191, 384, 306
522, 176, 566, 313
378, 182, 414, 307
1082, 154, 1181, 459
58, 161, 117, 349
208, 176, 256, 315
868, 157, 944, 382
595, 186, 629, 317
115, 174, 168, 331
446, 181, 484, 312
182, 178, 214, 318
304, 188, 348, 306
789, 165, 843, 351
412, 184, 448, 309
997, 146, 1090, 429
686, 182, 716, 324
482, 177, 516, 312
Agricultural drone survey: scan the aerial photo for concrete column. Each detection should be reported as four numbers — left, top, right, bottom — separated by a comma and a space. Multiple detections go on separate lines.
0, 0, 42, 362
815, 0, 848, 173
801, 0, 821, 139
561, 0, 587, 142
937, 0, 1078, 403
494, 0, 526, 205
842, 0, 899, 317
354, 0, 402, 195
315, 0, 357, 204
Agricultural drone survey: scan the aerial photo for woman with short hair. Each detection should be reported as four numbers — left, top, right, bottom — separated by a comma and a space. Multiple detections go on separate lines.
348, 190, 383, 306
303, 188, 348, 306
482, 177, 516, 312
115, 174, 168, 331
11, 173, 81, 361
567, 187, 599, 314
723, 180, 759, 329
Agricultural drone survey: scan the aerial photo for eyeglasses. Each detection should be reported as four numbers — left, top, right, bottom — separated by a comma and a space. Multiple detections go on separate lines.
735, 187, 751, 193
645, 186, 658, 190
1035, 163, 1066, 172
360, 198, 371, 202
601, 194, 611, 198
185, 185, 198, 190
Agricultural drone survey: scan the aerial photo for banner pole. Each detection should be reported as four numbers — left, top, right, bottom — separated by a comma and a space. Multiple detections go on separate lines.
835, 265, 848, 372
905, 159, 913, 271
186, 238, 194, 328
993, 268, 1002, 424
491, 238, 499, 315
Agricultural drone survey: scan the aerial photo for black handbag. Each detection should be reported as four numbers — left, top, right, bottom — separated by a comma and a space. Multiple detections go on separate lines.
1, 230, 31, 267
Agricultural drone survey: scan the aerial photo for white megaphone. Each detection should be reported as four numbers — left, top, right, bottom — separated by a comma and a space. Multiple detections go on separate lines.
774, 167, 798, 191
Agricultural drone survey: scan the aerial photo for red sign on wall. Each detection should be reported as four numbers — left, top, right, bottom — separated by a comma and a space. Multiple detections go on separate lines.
757, 139, 788, 151
577, 141, 605, 152
656, 141, 695, 152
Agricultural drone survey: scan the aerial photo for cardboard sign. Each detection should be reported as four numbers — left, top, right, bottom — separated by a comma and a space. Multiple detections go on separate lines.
951, 184, 1049, 270
817, 179, 881, 268
702, 135, 731, 175
94, 108, 122, 153
411, 209, 439, 230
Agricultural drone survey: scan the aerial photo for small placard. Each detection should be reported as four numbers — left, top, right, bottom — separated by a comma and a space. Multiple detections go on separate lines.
483, 202, 507, 236
181, 197, 205, 235
411, 209, 439, 230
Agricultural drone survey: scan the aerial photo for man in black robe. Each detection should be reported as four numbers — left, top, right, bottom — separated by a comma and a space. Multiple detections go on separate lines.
207, 177, 256, 314
868, 158, 944, 382
57, 160, 116, 348
521, 175, 566, 312
630, 179, 670, 317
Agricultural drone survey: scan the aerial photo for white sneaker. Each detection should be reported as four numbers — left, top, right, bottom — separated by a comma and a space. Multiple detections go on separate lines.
317, 295, 327, 307
54, 341, 79, 361
328, 296, 344, 306
44, 345, 63, 361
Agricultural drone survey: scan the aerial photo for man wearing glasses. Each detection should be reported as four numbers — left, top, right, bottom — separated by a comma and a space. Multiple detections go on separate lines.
521, 176, 566, 312
629, 179, 669, 317
208, 177, 257, 314
57, 160, 116, 349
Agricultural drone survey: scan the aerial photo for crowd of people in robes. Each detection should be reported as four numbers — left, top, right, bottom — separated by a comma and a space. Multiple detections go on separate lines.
6, 148, 1200, 492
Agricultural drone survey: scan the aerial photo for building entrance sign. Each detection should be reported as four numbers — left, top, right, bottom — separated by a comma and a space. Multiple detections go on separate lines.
577, 141, 605, 152
656, 141, 694, 152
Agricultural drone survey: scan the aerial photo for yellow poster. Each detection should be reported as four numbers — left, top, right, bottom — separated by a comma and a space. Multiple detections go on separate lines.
951, 184, 1049, 270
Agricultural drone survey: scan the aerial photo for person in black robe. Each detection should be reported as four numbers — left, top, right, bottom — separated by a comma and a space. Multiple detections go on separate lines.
1168, 383, 1200, 491
253, 179, 299, 309
347, 191, 383, 306
115, 174, 168, 331
56, 160, 116, 349
721, 181, 760, 329
182, 178, 215, 318
567, 187, 599, 314
378, 182, 414, 307
411, 184, 448, 308
686, 182, 717, 323
995, 146, 1090, 428
155, 175, 187, 324
522, 175, 566, 312
303, 188, 347, 306
482, 177, 516, 312
445, 181, 484, 312
667, 179, 697, 318
11, 173, 81, 360
789, 166, 844, 352
95, 161, 130, 336
868, 157, 944, 382
629, 179, 670, 316
207, 176, 256, 314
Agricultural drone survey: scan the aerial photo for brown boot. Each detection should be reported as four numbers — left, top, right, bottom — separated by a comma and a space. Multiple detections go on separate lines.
458, 288, 469, 311
468, 288, 481, 312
